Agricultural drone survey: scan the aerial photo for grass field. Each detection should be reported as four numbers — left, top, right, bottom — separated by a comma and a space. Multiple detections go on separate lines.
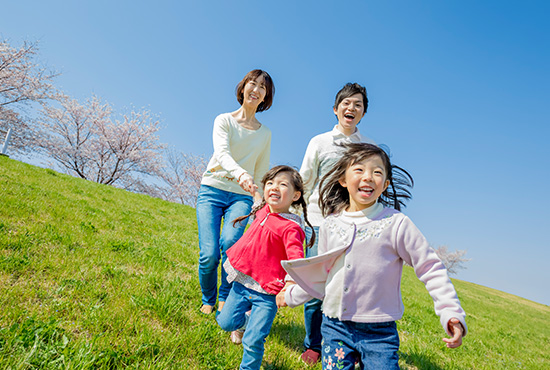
1, 155, 549, 369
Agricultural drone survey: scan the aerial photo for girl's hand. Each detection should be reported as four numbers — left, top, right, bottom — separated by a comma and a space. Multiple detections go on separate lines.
238, 173, 257, 195
443, 318, 464, 348
276, 291, 287, 308
277, 282, 295, 308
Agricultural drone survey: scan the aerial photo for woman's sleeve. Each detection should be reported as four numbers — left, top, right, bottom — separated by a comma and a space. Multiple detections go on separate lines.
253, 129, 271, 189
212, 115, 247, 181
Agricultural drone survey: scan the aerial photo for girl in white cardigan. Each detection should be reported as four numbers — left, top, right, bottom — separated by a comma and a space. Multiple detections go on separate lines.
277, 143, 466, 370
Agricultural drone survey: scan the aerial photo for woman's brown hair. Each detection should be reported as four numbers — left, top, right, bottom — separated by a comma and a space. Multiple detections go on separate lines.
235, 69, 275, 112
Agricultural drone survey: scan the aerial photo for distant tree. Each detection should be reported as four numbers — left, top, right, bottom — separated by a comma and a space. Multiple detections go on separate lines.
36, 93, 165, 188
0, 40, 58, 154
156, 148, 207, 206
434, 245, 471, 275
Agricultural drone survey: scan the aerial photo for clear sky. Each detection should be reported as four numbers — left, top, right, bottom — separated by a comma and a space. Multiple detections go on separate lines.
3, 1, 549, 305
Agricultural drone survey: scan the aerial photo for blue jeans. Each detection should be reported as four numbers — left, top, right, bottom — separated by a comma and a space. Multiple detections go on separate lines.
321, 315, 400, 370
303, 226, 322, 352
196, 185, 252, 306
216, 282, 278, 370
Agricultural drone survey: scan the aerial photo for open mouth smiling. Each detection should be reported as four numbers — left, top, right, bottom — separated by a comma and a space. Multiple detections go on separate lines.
358, 186, 374, 196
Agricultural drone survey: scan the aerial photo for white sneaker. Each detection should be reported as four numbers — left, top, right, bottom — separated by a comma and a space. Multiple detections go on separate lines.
230, 330, 244, 345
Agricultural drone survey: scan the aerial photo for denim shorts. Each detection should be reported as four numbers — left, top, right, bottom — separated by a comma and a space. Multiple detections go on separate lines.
321, 315, 400, 370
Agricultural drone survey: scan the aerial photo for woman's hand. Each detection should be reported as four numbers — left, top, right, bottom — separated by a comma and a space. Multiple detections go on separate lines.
238, 173, 258, 195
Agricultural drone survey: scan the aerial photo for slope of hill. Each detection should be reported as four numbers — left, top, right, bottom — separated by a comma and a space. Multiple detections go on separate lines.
1, 156, 549, 369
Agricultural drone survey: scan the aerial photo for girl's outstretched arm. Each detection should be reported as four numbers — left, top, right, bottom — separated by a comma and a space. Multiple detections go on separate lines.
442, 318, 464, 348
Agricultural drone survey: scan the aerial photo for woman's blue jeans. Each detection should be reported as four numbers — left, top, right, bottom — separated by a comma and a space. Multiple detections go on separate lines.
321, 315, 400, 370
216, 282, 278, 370
303, 226, 323, 352
196, 185, 252, 306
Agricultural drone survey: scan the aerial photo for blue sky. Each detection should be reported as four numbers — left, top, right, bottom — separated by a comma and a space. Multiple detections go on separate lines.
3, 1, 549, 305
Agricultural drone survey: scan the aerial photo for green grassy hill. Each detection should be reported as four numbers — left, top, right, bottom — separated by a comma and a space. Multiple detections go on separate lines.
1, 155, 549, 369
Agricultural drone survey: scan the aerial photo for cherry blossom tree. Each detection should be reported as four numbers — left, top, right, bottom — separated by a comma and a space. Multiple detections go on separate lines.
37, 93, 165, 188
0, 40, 57, 154
155, 148, 207, 206
434, 245, 471, 275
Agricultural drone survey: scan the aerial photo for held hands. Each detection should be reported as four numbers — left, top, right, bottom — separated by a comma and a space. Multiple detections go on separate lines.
276, 282, 295, 308
443, 317, 464, 348
238, 173, 258, 196
276, 290, 287, 308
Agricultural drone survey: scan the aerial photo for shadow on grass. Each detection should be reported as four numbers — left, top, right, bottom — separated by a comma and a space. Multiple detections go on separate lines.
271, 319, 306, 351
263, 361, 299, 370
399, 351, 447, 370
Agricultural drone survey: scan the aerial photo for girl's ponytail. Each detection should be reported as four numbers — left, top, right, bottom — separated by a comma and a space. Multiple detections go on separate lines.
298, 197, 315, 248
383, 164, 413, 211
232, 199, 266, 227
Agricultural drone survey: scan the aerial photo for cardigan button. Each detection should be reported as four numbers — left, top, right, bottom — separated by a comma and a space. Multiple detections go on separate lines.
346, 264, 351, 269
344, 287, 349, 292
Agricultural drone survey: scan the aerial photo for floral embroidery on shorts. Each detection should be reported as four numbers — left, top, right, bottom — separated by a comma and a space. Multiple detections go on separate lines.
323, 341, 345, 370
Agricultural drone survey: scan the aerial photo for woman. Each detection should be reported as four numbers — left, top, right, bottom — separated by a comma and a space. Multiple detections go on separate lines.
196, 69, 275, 314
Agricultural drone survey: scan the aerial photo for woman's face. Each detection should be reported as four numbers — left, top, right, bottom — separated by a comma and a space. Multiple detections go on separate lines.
241, 75, 267, 108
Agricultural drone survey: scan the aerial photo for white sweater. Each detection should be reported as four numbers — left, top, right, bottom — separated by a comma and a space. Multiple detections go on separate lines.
201, 113, 271, 196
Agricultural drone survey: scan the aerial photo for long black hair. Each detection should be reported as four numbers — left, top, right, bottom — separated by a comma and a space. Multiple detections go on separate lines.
319, 143, 414, 216
233, 165, 315, 247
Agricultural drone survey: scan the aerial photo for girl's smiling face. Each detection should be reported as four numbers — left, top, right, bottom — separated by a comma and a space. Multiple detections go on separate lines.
339, 155, 390, 212
264, 171, 301, 213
